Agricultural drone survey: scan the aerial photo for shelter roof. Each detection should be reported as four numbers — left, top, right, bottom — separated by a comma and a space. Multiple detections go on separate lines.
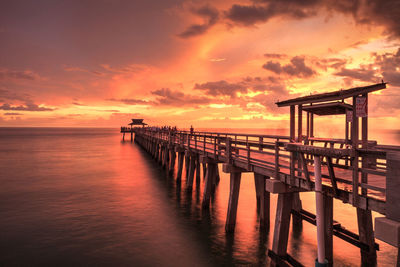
302, 102, 352, 116
276, 82, 386, 107
128, 119, 146, 125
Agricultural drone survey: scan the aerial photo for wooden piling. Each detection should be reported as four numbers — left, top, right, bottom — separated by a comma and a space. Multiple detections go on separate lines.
254, 173, 270, 230
357, 208, 377, 266
271, 192, 294, 267
187, 154, 196, 189
169, 148, 176, 174
202, 162, 216, 209
195, 154, 201, 182
225, 171, 242, 232
176, 152, 184, 181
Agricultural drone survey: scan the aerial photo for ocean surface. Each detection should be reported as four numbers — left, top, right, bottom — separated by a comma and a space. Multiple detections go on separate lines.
0, 127, 399, 266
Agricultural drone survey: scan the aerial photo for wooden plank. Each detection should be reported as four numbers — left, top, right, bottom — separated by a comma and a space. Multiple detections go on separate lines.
285, 143, 351, 158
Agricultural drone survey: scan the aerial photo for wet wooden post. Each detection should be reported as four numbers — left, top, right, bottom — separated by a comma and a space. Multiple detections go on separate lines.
225, 170, 242, 232
169, 146, 176, 174
187, 152, 196, 189
357, 94, 377, 266
202, 163, 207, 179
224, 138, 242, 232
351, 95, 359, 205
158, 143, 163, 164
195, 154, 201, 183
215, 164, 220, 183
176, 150, 185, 181
202, 158, 216, 209
292, 104, 302, 229
254, 173, 270, 230
271, 192, 294, 267
123, 132, 125, 141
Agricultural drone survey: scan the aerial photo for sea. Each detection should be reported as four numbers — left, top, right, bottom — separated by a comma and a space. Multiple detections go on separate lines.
0, 127, 399, 266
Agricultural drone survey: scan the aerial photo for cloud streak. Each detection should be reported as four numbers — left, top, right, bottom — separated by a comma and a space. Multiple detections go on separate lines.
262, 56, 316, 78
178, 5, 219, 38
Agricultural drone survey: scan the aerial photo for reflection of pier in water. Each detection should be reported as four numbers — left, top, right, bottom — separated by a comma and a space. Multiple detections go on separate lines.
123, 82, 400, 267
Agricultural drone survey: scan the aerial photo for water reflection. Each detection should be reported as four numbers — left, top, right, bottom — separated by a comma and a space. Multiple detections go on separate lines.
0, 128, 398, 266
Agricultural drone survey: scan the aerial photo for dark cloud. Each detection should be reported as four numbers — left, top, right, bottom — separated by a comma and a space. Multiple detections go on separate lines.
373, 48, 400, 86
264, 53, 287, 59
178, 5, 219, 38
64, 66, 103, 76
334, 68, 378, 82
224, 0, 400, 38
262, 56, 316, 77
314, 58, 348, 70
107, 98, 149, 105
4, 112, 23, 116
0, 69, 39, 80
151, 88, 211, 106
0, 103, 54, 111
0, 88, 31, 102
334, 48, 400, 86
0, 89, 53, 111
225, 1, 317, 26
194, 80, 247, 97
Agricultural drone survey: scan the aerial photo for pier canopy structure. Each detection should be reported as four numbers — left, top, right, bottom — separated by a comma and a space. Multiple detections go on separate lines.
121, 119, 147, 140
128, 119, 147, 129
276, 82, 386, 144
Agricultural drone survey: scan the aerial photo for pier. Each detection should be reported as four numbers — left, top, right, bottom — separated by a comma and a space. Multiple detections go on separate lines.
123, 83, 400, 266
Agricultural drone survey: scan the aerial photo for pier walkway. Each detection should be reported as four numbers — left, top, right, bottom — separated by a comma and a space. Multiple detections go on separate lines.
124, 83, 400, 266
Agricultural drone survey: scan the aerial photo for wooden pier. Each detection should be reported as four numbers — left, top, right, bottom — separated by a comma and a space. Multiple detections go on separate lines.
124, 83, 400, 266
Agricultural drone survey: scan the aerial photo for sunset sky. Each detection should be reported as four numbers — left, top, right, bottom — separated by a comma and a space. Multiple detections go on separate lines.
1, 0, 399, 130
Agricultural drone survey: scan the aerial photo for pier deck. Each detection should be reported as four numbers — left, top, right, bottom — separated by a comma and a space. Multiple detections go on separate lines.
125, 83, 400, 266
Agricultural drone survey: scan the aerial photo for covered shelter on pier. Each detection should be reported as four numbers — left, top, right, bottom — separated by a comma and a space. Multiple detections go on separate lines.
128, 119, 147, 129
276, 82, 386, 146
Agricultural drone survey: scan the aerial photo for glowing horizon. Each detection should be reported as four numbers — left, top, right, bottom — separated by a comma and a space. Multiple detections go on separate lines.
1, 1, 399, 130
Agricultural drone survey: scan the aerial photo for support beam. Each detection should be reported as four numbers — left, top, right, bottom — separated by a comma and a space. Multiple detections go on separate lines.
176, 152, 184, 181
195, 154, 201, 183
357, 208, 377, 266
225, 171, 242, 232
255, 173, 270, 230
202, 162, 216, 209
187, 155, 196, 189
271, 193, 294, 267
352, 95, 359, 205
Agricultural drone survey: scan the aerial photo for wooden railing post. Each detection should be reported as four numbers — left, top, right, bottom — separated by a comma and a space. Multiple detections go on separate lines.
275, 140, 280, 180
226, 137, 232, 164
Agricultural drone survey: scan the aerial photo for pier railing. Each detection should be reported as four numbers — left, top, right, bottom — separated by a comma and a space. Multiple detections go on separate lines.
132, 127, 400, 215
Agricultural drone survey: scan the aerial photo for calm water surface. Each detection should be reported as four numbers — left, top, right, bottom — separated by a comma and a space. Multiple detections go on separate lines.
0, 128, 398, 266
